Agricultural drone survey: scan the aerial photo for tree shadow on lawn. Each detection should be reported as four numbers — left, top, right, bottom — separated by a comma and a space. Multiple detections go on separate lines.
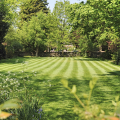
30, 75, 119, 119
92, 73, 120, 113
0, 70, 119, 119
104, 70, 120, 76
0, 56, 43, 64
31, 76, 90, 119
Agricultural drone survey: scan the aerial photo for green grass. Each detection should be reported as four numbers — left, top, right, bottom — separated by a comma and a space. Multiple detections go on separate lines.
0, 56, 120, 119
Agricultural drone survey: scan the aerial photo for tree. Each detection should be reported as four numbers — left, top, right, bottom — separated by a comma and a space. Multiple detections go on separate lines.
18, 11, 49, 57
67, 2, 95, 55
18, 0, 49, 27
4, 26, 23, 58
67, 0, 120, 56
45, 12, 61, 52
53, 0, 70, 51
0, 0, 10, 58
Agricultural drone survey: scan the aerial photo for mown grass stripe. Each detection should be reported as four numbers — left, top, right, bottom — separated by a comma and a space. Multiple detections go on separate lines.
90, 60, 120, 112
95, 61, 120, 76
88, 61, 115, 96
57, 58, 70, 78
76, 59, 84, 79
89, 61, 107, 75
71, 58, 78, 78
22, 57, 55, 72
80, 58, 91, 79
32, 57, 60, 73
48, 58, 66, 78
11, 58, 49, 72
10, 57, 52, 71
92, 60, 120, 92
0, 58, 48, 71
63, 58, 73, 78
50, 58, 68, 78
81, 58, 96, 78
102, 61, 120, 70
41, 57, 64, 76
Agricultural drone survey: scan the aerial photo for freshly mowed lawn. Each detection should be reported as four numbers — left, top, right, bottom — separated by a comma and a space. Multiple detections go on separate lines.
0, 56, 120, 119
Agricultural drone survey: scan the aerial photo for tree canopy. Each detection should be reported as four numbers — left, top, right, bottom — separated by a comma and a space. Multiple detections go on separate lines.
2, 0, 120, 59
19, 0, 49, 26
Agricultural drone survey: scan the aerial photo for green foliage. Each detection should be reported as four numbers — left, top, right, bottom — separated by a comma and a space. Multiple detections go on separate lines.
61, 77, 120, 120
52, 0, 70, 51
0, 0, 10, 58
0, 59, 45, 119
67, 0, 120, 58
8, 97, 46, 120
4, 26, 23, 58
0, 99, 21, 119
18, 11, 48, 56
2, 57, 120, 119
19, 0, 49, 27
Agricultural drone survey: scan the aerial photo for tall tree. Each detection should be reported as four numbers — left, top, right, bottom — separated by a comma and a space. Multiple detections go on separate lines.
0, 0, 11, 58
45, 12, 61, 52
67, 2, 95, 55
53, 0, 70, 51
18, 0, 49, 27
4, 26, 23, 58
18, 11, 57, 56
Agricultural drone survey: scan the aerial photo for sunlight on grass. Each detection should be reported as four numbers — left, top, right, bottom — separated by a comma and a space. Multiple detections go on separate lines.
0, 57, 120, 119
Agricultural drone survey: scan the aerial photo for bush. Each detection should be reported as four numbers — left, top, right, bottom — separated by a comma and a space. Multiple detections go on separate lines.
6, 97, 46, 120
101, 50, 112, 59
0, 67, 46, 120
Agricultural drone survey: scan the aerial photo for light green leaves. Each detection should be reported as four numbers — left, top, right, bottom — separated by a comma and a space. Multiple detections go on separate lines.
0, 99, 22, 110
115, 102, 120, 116
112, 100, 117, 107
115, 96, 119, 102
82, 93, 88, 99
71, 85, 77, 94
61, 79, 77, 94
89, 77, 97, 90
61, 79, 68, 88
0, 99, 22, 119
89, 81, 94, 90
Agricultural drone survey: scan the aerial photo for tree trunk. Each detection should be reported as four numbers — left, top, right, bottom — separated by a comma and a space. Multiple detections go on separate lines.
36, 47, 39, 57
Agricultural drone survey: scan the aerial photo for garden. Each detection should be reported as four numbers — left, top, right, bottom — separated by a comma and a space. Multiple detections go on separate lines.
1, 0, 120, 119
1, 56, 120, 120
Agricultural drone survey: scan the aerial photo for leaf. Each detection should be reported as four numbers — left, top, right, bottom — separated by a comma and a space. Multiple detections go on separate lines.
101, 110, 105, 114
92, 77, 97, 85
112, 100, 117, 107
71, 85, 76, 94
108, 112, 114, 116
0, 99, 22, 110
61, 79, 68, 88
90, 104, 100, 116
115, 102, 120, 115
115, 96, 119, 102
0, 111, 12, 119
89, 81, 93, 89
82, 93, 88, 99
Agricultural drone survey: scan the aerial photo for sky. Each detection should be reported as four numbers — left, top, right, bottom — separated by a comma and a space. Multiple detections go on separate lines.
47, 0, 87, 12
